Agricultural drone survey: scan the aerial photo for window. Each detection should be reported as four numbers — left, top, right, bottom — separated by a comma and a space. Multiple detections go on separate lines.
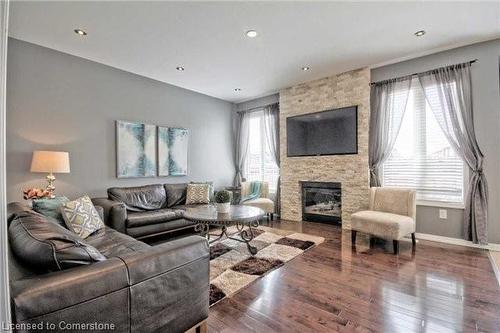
382, 79, 465, 205
244, 111, 280, 192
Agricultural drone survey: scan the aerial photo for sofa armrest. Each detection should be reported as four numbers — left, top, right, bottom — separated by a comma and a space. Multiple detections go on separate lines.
117, 235, 210, 332
117, 235, 209, 284
10, 258, 128, 321
91, 197, 127, 233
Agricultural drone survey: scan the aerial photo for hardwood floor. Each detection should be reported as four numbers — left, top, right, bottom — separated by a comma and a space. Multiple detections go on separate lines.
208, 220, 500, 332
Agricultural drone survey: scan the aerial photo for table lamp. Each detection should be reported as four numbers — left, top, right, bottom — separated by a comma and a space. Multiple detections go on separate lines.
30, 151, 70, 198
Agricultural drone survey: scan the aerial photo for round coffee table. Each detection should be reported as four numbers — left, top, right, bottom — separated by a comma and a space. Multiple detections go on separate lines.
183, 205, 265, 255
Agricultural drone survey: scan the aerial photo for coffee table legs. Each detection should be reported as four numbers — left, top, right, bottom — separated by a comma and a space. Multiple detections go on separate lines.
194, 223, 210, 239
195, 221, 259, 255
234, 221, 258, 255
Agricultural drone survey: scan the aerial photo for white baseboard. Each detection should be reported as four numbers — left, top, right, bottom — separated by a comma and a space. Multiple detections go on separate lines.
415, 233, 500, 251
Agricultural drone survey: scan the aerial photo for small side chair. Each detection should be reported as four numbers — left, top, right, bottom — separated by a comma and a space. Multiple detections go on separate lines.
351, 187, 416, 254
240, 181, 275, 221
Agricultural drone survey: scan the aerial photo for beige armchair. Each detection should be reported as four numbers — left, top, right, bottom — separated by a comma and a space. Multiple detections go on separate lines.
240, 181, 275, 220
351, 187, 416, 254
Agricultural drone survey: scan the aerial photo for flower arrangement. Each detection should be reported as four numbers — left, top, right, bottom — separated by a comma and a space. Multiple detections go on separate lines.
23, 188, 51, 200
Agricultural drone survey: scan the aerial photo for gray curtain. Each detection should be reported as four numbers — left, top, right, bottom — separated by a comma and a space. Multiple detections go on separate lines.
369, 78, 412, 186
233, 111, 250, 186
263, 103, 280, 215
418, 63, 488, 244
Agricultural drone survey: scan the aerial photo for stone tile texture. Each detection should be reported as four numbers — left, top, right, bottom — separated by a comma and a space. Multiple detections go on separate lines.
279, 67, 371, 228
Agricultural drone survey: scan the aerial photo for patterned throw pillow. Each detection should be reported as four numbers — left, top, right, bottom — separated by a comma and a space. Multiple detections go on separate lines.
186, 184, 210, 205
61, 195, 105, 238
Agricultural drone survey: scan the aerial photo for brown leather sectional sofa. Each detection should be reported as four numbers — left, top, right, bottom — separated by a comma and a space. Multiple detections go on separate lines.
7, 187, 210, 333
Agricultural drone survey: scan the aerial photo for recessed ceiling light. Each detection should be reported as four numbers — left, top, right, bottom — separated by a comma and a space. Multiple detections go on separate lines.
246, 30, 258, 38
234, 88, 242, 92
414, 30, 426, 37
302, 66, 310, 71
74, 29, 87, 36
176, 66, 185, 71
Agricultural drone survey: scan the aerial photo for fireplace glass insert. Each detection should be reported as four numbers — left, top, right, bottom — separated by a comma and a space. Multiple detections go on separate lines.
301, 181, 341, 224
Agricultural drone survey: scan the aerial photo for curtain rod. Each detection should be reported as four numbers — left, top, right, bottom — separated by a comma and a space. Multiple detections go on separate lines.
237, 102, 279, 114
369, 59, 478, 86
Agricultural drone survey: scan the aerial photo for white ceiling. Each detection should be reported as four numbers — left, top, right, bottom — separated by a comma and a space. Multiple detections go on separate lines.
9, 1, 500, 103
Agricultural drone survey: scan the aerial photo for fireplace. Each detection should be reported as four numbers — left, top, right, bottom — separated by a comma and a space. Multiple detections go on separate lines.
301, 181, 341, 224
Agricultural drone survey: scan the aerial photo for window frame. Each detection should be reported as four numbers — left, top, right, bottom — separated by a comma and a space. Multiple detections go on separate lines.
243, 110, 279, 193
381, 164, 468, 209
380, 80, 467, 208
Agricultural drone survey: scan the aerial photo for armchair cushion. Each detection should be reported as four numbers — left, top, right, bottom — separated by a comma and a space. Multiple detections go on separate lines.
351, 210, 415, 240
369, 187, 416, 219
241, 181, 270, 199
241, 198, 274, 214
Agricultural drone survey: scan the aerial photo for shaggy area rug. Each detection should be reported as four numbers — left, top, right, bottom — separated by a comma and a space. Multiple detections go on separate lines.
209, 225, 324, 306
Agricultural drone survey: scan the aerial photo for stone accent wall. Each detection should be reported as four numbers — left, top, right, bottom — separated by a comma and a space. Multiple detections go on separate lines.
279, 67, 371, 228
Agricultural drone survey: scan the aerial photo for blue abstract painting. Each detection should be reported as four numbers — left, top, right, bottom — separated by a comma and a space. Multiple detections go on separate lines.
116, 121, 156, 178
158, 127, 188, 176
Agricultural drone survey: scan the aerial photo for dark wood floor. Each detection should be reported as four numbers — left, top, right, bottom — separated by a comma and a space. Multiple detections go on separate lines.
208, 220, 500, 332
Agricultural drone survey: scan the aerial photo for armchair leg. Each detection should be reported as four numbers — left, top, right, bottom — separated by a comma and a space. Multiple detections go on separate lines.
411, 233, 416, 247
351, 230, 357, 247
393, 240, 399, 255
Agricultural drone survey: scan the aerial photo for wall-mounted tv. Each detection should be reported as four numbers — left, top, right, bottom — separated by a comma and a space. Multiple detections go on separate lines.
287, 106, 358, 157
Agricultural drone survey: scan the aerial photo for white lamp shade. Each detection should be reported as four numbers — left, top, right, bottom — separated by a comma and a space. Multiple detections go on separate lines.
30, 151, 70, 173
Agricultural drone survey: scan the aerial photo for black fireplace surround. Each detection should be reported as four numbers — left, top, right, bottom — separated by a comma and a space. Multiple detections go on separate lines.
301, 181, 341, 224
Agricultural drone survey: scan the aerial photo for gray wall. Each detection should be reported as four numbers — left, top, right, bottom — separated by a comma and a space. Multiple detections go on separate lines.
371, 38, 500, 243
6, 38, 235, 202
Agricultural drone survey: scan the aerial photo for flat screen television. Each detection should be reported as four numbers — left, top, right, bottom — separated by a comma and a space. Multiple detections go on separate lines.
287, 106, 358, 157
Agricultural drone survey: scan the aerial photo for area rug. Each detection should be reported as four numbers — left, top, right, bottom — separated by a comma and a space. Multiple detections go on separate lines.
209, 225, 324, 306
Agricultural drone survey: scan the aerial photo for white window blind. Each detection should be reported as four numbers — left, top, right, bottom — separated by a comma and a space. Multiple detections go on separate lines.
382, 78, 465, 205
244, 110, 279, 192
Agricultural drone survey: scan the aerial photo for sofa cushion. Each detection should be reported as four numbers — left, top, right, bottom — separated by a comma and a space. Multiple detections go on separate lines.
164, 183, 188, 207
127, 208, 184, 228
61, 195, 105, 239
108, 184, 167, 211
351, 210, 415, 240
127, 219, 197, 238
86, 227, 150, 258
9, 211, 106, 271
